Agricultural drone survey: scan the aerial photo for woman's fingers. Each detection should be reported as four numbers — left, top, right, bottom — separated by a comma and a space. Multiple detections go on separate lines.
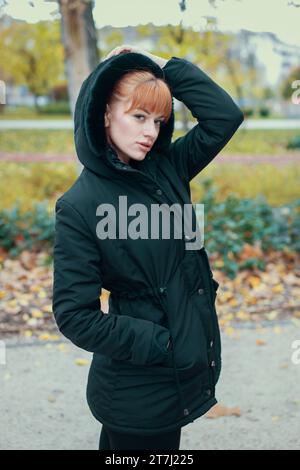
105, 45, 137, 59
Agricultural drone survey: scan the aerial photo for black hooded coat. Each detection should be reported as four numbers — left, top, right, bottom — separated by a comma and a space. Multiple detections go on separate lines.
52, 53, 244, 435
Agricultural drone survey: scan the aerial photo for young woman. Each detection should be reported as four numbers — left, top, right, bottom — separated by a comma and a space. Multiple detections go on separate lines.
52, 45, 244, 450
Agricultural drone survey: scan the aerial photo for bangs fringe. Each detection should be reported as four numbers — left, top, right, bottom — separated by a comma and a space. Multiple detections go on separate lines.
126, 80, 172, 123
112, 70, 172, 123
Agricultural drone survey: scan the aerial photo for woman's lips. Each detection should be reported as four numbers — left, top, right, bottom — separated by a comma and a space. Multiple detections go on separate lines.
137, 142, 151, 151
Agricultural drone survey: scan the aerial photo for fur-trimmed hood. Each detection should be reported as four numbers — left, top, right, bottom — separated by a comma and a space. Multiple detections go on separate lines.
74, 52, 175, 177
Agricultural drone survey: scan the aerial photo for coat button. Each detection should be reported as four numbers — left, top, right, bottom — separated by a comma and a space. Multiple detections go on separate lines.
156, 189, 162, 195
159, 286, 166, 294
206, 389, 212, 396
210, 340, 214, 347
183, 408, 189, 416
198, 288, 205, 295
210, 360, 215, 367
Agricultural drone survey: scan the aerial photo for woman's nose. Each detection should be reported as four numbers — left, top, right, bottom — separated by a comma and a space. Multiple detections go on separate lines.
143, 121, 159, 137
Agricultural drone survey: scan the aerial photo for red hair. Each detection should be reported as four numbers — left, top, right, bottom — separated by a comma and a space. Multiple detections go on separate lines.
106, 70, 172, 123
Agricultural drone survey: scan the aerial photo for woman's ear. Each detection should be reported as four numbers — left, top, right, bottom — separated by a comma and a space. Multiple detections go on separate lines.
104, 104, 111, 128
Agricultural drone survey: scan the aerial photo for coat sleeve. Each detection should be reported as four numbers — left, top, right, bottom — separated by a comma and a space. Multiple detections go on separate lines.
163, 56, 244, 183
52, 198, 171, 366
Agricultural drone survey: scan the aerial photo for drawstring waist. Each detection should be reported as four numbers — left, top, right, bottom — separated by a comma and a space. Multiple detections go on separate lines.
110, 246, 215, 418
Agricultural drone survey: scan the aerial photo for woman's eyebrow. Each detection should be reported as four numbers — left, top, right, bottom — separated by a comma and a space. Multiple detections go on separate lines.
136, 108, 164, 118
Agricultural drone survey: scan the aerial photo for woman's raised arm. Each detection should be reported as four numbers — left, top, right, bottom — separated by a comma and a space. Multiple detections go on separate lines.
163, 56, 244, 183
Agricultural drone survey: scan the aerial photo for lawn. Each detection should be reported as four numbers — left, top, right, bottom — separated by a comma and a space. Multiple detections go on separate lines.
0, 128, 299, 156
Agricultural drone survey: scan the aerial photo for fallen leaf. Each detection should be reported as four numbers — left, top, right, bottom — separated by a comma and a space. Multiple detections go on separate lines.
75, 358, 90, 366
271, 415, 280, 422
205, 403, 241, 419
256, 339, 266, 345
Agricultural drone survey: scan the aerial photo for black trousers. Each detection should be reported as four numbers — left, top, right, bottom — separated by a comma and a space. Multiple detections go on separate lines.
99, 425, 181, 450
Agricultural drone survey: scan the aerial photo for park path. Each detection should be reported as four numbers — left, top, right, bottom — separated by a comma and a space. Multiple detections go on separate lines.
1, 320, 299, 450
0, 151, 299, 165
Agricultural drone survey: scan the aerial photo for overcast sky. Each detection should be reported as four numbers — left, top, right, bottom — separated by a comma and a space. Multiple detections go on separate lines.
0, 0, 299, 47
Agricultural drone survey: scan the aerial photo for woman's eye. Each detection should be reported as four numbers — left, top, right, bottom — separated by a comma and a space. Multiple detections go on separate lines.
134, 115, 163, 125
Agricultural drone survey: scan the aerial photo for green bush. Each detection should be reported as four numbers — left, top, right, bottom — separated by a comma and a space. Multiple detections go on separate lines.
1, 182, 299, 277
201, 178, 300, 277
0, 201, 55, 257
240, 107, 254, 117
287, 135, 300, 149
259, 107, 270, 117
38, 101, 71, 115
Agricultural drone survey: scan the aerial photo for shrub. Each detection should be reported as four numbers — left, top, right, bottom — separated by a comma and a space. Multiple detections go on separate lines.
201, 178, 300, 277
0, 201, 55, 257
259, 107, 270, 117
287, 135, 300, 150
38, 101, 71, 115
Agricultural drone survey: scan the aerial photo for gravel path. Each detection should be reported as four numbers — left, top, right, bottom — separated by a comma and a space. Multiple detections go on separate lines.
0, 320, 300, 450
0, 152, 299, 165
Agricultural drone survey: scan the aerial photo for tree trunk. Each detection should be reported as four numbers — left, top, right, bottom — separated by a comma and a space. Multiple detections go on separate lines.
33, 94, 40, 113
57, 0, 99, 174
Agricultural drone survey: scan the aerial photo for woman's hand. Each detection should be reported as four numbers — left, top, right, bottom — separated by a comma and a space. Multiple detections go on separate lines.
104, 44, 168, 69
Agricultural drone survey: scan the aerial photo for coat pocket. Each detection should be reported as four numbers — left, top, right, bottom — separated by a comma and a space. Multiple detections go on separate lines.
211, 278, 219, 302
117, 296, 168, 328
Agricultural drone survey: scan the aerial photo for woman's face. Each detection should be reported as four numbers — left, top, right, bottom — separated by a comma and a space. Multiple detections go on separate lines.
104, 99, 164, 164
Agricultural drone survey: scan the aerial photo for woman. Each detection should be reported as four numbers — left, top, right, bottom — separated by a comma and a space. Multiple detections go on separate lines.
52, 45, 244, 450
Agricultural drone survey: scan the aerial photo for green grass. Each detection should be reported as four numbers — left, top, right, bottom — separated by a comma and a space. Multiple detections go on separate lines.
190, 163, 300, 207
0, 107, 71, 120
0, 159, 299, 211
220, 129, 300, 155
1, 128, 299, 156
0, 162, 77, 211
0, 130, 74, 154
174, 128, 300, 155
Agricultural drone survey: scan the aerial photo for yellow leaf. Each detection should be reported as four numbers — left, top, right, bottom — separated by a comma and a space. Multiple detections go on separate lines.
271, 416, 280, 422
256, 339, 266, 345
23, 330, 32, 337
31, 309, 44, 318
219, 318, 228, 327
0, 290, 6, 299
215, 260, 224, 268
57, 343, 69, 352
272, 284, 284, 293
266, 310, 278, 321
236, 311, 250, 320
75, 358, 90, 366
49, 334, 60, 341
279, 363, 289, 369
205, 403, 241, 419
224, 313, 234, 321
222, 291, 234, 301
39, 333, 50, 340
249, 276, 261, 288
225, 326, 235, 336
30, 285, 41, 293
42, 304, 53, 313
38, 290, 47, 299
